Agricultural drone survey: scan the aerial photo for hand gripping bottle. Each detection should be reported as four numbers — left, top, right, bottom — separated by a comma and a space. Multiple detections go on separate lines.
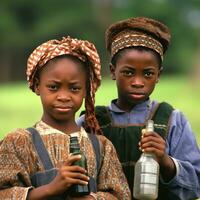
133, 120, 159, 200
69, 135, 90, 196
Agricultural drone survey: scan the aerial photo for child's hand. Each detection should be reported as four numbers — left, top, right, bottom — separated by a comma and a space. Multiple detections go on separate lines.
47, 154, 90, 196
139, 128, 176, 181
139, 128, 167, 164
70, 194, 96, 200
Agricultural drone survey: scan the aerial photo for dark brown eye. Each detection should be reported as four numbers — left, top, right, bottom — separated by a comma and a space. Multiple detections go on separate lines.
122, 70, 134, 77
70, 85, 81, 92
47, 84, 58, 91
144, 70, 155, 78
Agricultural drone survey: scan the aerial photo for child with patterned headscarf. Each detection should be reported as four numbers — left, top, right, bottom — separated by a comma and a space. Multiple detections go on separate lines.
77, 17, 200, 199
0, 36, 131, 199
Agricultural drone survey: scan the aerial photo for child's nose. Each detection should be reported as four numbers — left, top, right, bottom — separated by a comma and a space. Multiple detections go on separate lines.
131, 77, 144, 87
57, 90, 71, 101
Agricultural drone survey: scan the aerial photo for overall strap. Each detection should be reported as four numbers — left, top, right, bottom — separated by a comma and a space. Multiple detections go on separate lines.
80, 106, 111, 127
87, 133, 102, 174
150, 102, 174, 137
94, 106, 111, 127
80, 106, 106, 173
27, 127, 54, 170
87, 133, 102, 193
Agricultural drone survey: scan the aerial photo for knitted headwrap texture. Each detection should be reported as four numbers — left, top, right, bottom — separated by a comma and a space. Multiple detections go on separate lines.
105, 17, 171, 61
26, 36, 102, 135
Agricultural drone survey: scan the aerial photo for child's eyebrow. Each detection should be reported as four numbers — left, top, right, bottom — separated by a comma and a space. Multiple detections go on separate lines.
46, 79, 61, 83
142, 64, 158, 69
121, 65, 135, 69
46, 80, 82, 85
68, 80, 82, 84
144, 66, 156, 69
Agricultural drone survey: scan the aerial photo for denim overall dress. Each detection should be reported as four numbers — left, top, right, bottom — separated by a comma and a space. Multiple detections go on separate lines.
27, 128, 101, 200
93, 102, 175, 200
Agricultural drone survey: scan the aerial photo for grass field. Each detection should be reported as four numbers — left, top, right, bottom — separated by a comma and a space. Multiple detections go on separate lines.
0, 76, 200, 145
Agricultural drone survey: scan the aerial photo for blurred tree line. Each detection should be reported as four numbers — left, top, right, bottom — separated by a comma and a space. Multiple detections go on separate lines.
1, 0, 200, 83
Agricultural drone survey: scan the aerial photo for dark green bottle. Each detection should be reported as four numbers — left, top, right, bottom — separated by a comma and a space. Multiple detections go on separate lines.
69, 135, 90, 196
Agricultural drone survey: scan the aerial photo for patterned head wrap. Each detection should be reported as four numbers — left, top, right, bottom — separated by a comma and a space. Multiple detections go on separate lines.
27, 36, 101, 92
26, 36, 102, 135
105, 17, 171, 61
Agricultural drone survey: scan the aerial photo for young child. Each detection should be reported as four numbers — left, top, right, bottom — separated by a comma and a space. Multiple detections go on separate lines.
0, 36, 131, 199
77, 17, 200, 199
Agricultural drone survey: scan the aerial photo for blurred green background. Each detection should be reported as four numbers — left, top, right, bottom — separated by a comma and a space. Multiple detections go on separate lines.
0, 0, 200, 143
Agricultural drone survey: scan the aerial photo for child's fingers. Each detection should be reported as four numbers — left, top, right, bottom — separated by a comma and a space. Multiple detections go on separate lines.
141, 128, 158, 138
141, 135, 165, 148
56, 155, 82, 168
50, 166, 90, 193
69, 178, 89, 186
60, 170, 90, 182
140, 133, 157, 145
68, 171, 90, 182
70, 195, 94, 200
141, 128, 146, 135
141, 146, 164, 158
142, 131, 160, 137
64, 154, 82, 166
139, 136, 166, 159
59, 170, 90, 188
141, 132, 164, 145
141, 133, 164, 142
139, 142, 164, 156
141, 140, 165, 151
139, 132, 166, 154
60, 165, 87, 174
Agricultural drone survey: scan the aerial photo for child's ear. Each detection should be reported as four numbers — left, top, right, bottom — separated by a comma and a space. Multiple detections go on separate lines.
156, 66, 163, 83
34, 78, 40, 95
109, 63, 116, 80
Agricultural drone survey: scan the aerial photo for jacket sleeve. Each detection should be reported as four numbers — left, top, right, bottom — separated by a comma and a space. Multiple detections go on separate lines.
163, 110, 200, 199
95, 136, 131, 200
0, 129, 36, 200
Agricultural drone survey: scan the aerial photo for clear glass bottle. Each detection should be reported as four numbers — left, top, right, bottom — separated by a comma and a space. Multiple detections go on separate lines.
133, 120, 159, 200
69, 135, 90, 196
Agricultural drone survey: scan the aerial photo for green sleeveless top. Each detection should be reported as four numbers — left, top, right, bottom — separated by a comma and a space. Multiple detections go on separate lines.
94, 102, 174, 200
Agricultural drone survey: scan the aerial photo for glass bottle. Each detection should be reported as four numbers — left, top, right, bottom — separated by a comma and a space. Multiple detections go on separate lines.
69, 135, 90, 196
133, 120, 159, 200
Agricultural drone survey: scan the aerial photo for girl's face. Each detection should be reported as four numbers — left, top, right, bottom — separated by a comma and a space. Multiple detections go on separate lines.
110, 48, 161, 112
35, 56, 86, 132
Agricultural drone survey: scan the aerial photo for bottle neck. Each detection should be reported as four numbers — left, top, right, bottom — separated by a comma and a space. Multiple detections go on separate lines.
141, 152, 157, 160
143, 152, 155, 156
70, 136, 81, 154
71, 147, 81, 154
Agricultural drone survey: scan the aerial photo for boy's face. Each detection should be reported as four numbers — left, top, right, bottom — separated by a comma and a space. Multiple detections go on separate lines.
35, 57, 86, 129
110, 48, 161, 111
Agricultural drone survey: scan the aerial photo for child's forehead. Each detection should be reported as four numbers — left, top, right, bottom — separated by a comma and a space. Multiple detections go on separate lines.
39, 59, 88, 85
116, 47, 159, 61
49, 55, 85, 67
50, 56, 85, 70
116, 48, 160, 66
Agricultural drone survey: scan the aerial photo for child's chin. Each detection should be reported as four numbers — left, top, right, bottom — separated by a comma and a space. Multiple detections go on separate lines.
130, 99, 147, 107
